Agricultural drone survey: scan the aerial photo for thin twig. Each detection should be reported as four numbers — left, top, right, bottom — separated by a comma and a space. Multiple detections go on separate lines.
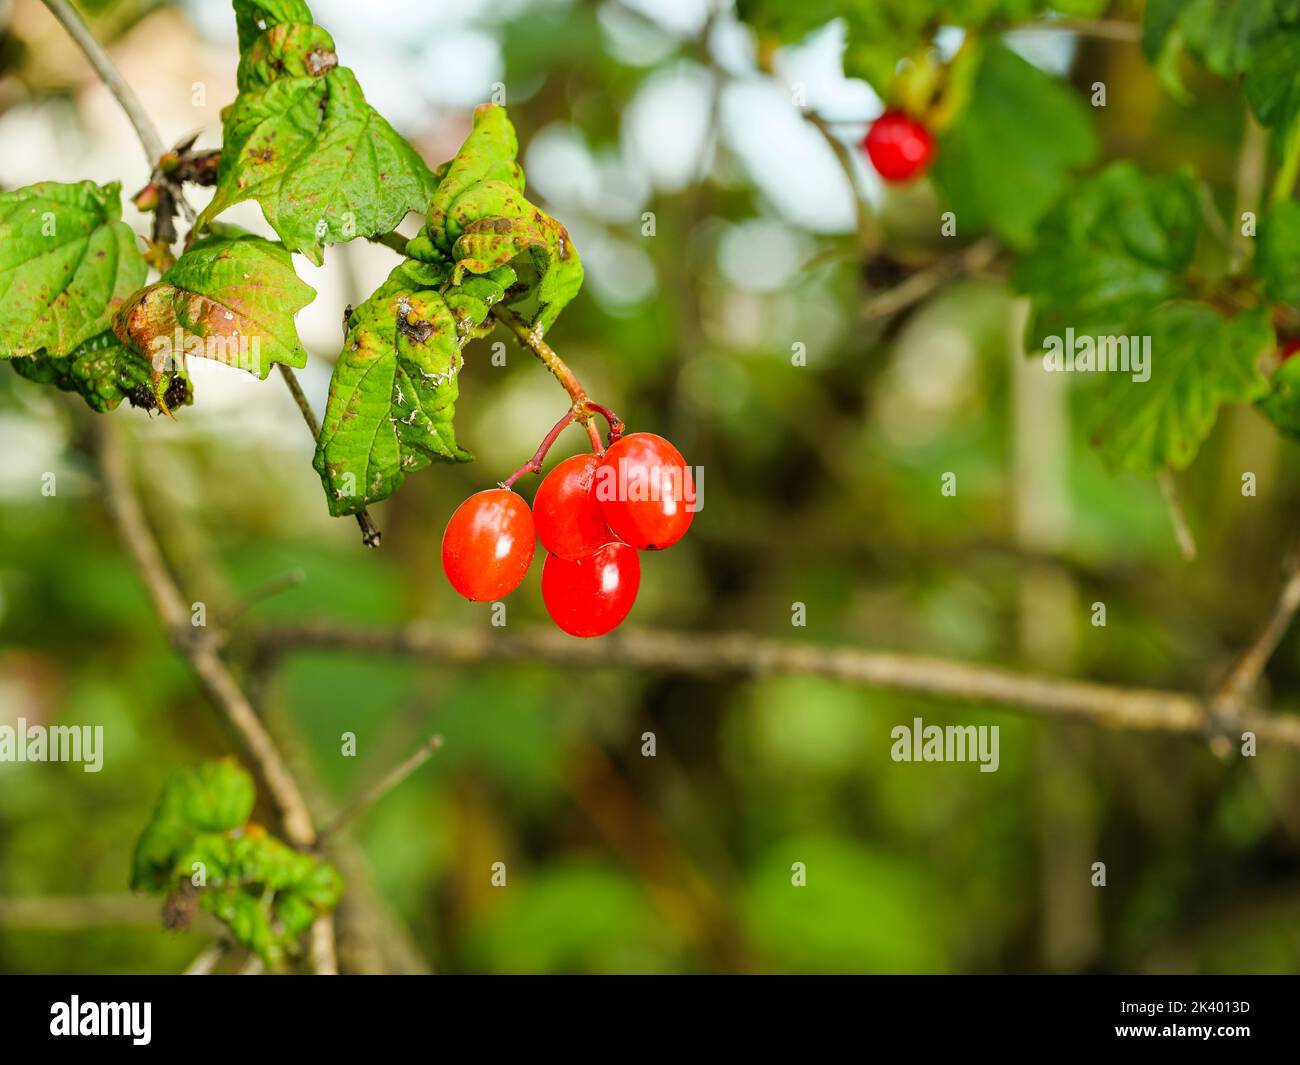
1216, 544, 1300, 711
276, 364, 381, 548
802, 109, 879, 254
94, 420, 337, 973
319, 734, 445, 841
500, 411, 576, 487
1158, 468, 1197, 561
0, 894, 175, 929
96, 420, 319, 846
225, 568, 306, 627
247, 621, 1300, 751
1017, 18, 1141, 43
863, 238, 1001, 321
184, 940, 229, 975
1234, 114, 1268, 272
491, 305, 603, 446
39, 0, 164, 164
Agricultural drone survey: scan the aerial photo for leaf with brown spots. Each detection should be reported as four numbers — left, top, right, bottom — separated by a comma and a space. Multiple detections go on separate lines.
406, 104, 583, 335
313, 267, 472, 516
0, 180, 147, 359
198, 2, 437, 266
113, 228, 315, 380
10, 330, 191, 414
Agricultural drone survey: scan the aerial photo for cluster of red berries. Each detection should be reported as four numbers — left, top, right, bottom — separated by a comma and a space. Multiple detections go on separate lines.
862, 110, 935, 184
441, 432, 694, 637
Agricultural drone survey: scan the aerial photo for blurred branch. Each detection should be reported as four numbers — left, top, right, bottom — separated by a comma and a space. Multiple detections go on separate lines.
1215, 542, 1300, 712
0, 894, 177, 930
248, 622, 1300, 750
319, 734, 444, 842
1233, 115, 1268, 272
184, 940, 229, 975
1157, 469, 1197, 562
1019, 18, 1141, 43
38, 0, 164, 164
276, 364, 382, 548
94, 419, 337, 974
862, 238, 1001, 321
802, 109, 880, 254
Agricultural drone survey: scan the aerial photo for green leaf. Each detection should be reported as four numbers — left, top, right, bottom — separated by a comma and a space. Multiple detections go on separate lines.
1258, 353, 1300, 438
131, 758, 255, 892
1083, 304, 1271, 474
408, 104, 583, 335
313, 273, 471, 516
1245, 28, 1300, 130
0, 180, 147, 359
131, 758, 342, 966
10, 330, 191, 414
1013, 162, 1201, 348
931, 43, 1097, 249
1157, 0, 1279, 78
236, 20, 338, 92
233, 0, 314, 51
113, 228, 314, 380
1256, 200, 1300, 303
199, 2, 437, 265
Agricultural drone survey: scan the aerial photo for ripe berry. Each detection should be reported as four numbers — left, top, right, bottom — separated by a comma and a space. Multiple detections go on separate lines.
541, 543, 641, 637
593, 432, 694, 551
1281, 338, 1300, 363
533, 453, 618, 560
441, 488, 535, 601
863, 111, 936, 183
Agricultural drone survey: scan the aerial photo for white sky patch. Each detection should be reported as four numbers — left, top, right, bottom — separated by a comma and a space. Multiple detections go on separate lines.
717, 220, 808, 293
721, 80, 858, 234
622, 62, 717, 194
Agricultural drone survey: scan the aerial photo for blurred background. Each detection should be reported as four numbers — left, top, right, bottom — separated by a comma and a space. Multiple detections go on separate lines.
2, 0, 1300, 974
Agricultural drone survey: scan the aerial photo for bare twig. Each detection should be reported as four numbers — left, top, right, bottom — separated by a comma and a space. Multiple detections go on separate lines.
94, 420, 337, 974
247, 621, 1300, 750
1216, 544, 1300, 711
1234, 115, 1268, 272
38, 0, 164, 164
183, 940, 229, 975
1158, 469, 1198, 561
276, 364, 381, 548
225, 568, 306, 627
863, 238, 1001, 321
0, 894, 171, 929
803, 109, 879, 254
491, 306, 604, 449
319, 734, 445, 842
1017, 18, 1141, 43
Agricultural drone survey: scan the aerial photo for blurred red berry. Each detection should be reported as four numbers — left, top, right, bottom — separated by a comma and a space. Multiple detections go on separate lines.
863, 111, 936, 183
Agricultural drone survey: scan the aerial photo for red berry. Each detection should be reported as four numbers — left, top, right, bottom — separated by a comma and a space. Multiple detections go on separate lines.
441, 488, 535, 601
1281, 338, 1300, 363
533, 454, 618, 561
863, 111, 935, 183
593, 432, 694, 551
541, 543, 641, 637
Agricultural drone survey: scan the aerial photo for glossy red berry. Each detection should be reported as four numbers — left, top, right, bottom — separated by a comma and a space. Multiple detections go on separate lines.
441, 488, 535, 601
593, 432, 694, 551
533, 454, 618, 561
863, 111, 935, 183
1281, 338, 1300, 363
541, 542, 641, 637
